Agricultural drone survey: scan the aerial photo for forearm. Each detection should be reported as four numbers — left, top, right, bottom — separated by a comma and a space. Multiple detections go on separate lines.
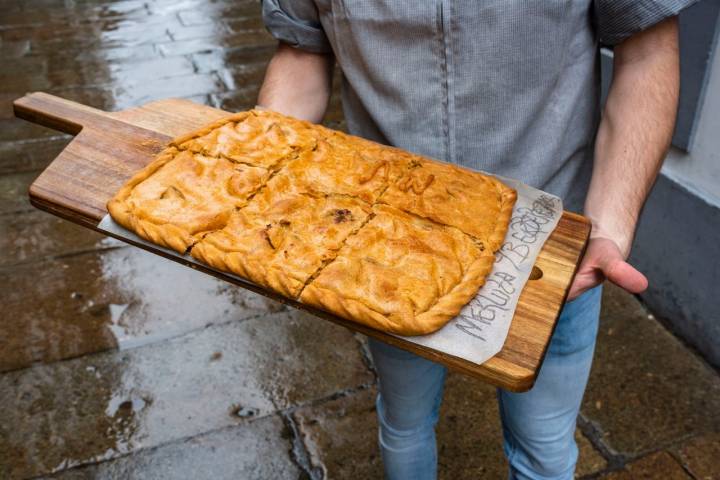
257, 42, 334, 123
585, 18, 679, 257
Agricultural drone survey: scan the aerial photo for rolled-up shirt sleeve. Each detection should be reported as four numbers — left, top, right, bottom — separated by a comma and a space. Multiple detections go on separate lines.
594, 0, 699, 46
262, 0, 331, 53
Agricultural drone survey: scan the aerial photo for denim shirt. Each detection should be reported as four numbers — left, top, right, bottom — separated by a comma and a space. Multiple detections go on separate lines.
262, 0, 695, 212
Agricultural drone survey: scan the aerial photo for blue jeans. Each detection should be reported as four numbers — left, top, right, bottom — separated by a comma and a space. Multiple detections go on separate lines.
369, 286, 602, 480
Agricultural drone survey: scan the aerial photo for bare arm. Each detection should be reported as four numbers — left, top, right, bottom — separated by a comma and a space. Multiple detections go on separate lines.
569, 17, 680, 299
257, 42, 335, 123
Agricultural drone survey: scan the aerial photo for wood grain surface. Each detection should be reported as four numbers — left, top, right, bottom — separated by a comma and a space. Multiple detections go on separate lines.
15, 92, 590, 392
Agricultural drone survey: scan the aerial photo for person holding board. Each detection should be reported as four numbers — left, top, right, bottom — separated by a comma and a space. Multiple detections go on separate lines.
256, 1, 694, 478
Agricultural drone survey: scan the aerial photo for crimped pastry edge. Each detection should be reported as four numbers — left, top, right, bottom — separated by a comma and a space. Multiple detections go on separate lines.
108, 108, 518, 335
171, 109, 334, 150
107, 110, 278, 254
190, 239, 304, 298
486, 180, 517, 252
299, 252, 496, 336
170, 112, 248, 148
107, 146, 197, 254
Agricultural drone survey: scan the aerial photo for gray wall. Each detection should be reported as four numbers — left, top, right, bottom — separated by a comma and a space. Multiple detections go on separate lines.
629, 177, 720, 366
607, 4, 720, 366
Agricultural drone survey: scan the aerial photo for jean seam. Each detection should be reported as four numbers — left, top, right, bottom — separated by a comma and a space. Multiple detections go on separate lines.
497, 391, 518, 467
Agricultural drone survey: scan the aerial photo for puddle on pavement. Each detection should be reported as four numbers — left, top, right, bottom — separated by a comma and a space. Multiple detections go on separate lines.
97, 247, 283, 350
0, 211, 106, 266
107, 302, 131, 342
0, 0, 342, 476
1, 245, 283, 372
0, 308, 372, 478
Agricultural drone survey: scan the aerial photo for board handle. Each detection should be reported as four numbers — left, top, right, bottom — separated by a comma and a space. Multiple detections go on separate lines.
13, 92, 114, 135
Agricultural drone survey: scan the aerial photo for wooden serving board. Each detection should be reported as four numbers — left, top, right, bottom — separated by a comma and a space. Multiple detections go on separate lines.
15, 92, 590, 392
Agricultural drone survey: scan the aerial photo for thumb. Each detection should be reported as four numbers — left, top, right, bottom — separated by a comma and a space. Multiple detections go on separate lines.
598, 248, 649, 294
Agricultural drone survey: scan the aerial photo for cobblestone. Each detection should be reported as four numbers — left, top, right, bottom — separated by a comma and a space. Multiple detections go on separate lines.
0, 210, 107, 266
46, 416, 301, 480
582, 285, 720, 456
0, 136, 70, 174
0, 246, 281, 373
0, 310, 371, 478
673, 434, 720, 479
600, 451, 692, 479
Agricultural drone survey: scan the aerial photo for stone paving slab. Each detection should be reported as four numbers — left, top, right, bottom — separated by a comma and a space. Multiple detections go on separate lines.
1, 20, 160, 47
0, 246, 282, 372
76, 44, 161, 64
49, 84, 119, 111
166, 23, 231, 42
440, 375, 604, 478
111, 72, 227, 108
0, 136, 70, 174
292, 371, 608, 479
40, 45, 169, 75
1, 63, 51, 92
600, 451, 692, 479
436, 374, 507, 479
191, 44, 276, 74
213, 88, 263, 114
576, 430, 608, 478
44, 416, 301, 480
225, 16, 267, 33
582, 285, 720, 456
0, 210, 107, 267
294, 388, 382, 479
0, 118, 62, 143
173, 2, 261, 26
45, 56, 196, 91
673, 433, 720, 479
0, 92, 31, 120
156, 31, 273, 57
214, 63, 270, 93
0, 171, 38, 214
0, 310, 372, 478
0, 38, 30, 57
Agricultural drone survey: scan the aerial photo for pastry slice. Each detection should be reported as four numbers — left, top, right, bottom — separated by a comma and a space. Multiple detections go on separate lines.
172, 109, 317, 169
107, 147, 271, 253
300, 204, 495, 335
274, 131, 408, 204
190, 178, 372, 298
380, 158, 517, 251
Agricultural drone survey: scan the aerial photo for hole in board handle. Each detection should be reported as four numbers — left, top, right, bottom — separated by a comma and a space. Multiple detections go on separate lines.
529, 266, 543, 281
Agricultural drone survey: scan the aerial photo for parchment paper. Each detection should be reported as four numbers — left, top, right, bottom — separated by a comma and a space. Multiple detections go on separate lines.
397, 175, 563, 364
97, 176, 562, 366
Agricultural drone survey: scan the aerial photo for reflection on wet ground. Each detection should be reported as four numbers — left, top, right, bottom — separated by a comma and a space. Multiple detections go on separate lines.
0, 246, 283, 372
0, 309, 372, 478
1, 0, 719, 478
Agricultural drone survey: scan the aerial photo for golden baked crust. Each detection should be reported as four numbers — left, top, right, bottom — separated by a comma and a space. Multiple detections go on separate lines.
108, 108, 518, 335
273, 132, 398, 204
107, 147, 270, 253
381, 158, 517, 251
300, 205, 495, 335
172, 110, 317, 169
191, 175, 372, 298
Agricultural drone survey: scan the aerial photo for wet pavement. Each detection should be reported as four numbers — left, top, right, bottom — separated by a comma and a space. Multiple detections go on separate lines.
0, 0, 718, 478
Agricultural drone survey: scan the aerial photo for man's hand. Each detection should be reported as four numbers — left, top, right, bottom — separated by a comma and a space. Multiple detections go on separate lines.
569, 17, 679, 300
568, 236, 648, 300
